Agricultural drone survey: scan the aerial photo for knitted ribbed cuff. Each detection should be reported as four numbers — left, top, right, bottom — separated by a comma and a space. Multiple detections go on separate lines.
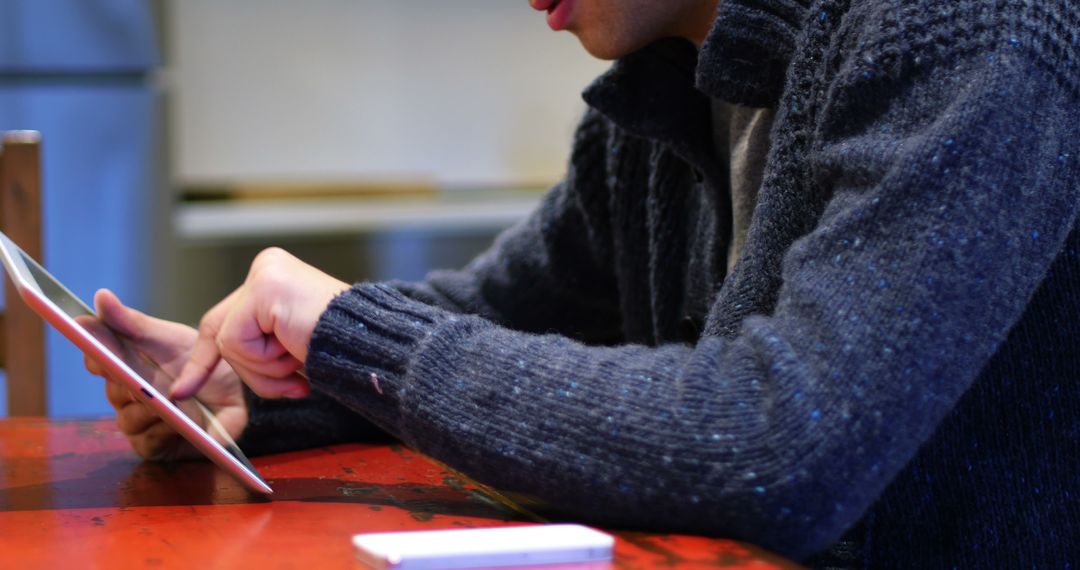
304, 282, 449, 437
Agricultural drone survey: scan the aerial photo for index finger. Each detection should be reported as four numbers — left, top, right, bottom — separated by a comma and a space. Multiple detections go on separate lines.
169, 290, 236, 400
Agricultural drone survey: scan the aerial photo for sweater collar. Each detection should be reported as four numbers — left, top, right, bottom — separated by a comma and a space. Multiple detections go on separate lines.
582, 0, 810, 154
697, 0, 812, 107
582, 38, 709, 161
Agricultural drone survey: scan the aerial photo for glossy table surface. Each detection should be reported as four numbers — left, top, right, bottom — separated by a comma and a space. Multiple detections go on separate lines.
0, 418, 799, 569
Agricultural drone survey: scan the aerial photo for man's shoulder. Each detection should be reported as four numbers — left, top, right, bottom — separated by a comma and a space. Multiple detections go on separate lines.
849, 0, 1079, 56
833, 0, 1080, 97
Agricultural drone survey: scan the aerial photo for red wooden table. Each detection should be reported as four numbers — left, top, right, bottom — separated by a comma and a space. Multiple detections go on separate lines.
0, 418, 799, 569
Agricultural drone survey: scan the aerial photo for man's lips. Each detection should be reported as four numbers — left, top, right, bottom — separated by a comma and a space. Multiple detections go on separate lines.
530, 0, 559, 11
530, 0, 572, 31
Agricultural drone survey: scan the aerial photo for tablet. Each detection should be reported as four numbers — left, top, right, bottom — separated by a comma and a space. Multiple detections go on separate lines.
0, 230, 272, 494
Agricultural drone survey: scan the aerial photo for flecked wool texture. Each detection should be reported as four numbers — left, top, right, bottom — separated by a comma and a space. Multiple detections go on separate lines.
239, 0, 1080, 565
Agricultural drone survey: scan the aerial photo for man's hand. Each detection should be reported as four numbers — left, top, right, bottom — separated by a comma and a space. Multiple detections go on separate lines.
81, 289, 248, 460
170, 247, 350, 401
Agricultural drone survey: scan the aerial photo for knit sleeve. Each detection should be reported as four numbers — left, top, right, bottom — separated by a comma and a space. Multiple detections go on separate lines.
234, 108, 623, 450
305, 49, 1078, 561
234, 386, 391, 456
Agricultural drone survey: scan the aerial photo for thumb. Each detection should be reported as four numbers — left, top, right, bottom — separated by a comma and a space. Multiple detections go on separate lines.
94, 289, 197, 364
94, 289, 143, 339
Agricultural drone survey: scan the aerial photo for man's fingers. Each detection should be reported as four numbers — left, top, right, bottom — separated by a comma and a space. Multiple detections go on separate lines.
170, 336, 220, 400
170, 293, 236, 400
216, 314, 298, 379
77, 314, 127, 358
95, 289, 198, 364
222, 326, 291, 364
226, 359, 309, 399
84, 353, 104, 377
116, 399, 161, 436
94, 289, 143, 340
225, 349, 303, 380
105, 377, 133, 409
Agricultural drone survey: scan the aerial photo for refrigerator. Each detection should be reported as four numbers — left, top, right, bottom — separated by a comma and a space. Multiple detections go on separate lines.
0, 0, 165, 416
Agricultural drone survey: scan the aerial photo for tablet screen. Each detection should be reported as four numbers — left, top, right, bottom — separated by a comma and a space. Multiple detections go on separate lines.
17, 248, 263, 480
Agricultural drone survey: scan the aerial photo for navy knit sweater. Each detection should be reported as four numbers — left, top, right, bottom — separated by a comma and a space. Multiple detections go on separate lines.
238, 0, 1080, 565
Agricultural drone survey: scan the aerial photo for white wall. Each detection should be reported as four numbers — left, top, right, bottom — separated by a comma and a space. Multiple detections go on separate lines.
167, 0, 609, 187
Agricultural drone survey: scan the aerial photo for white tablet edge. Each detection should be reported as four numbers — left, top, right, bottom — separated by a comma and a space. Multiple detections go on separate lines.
0, 231, 272, 494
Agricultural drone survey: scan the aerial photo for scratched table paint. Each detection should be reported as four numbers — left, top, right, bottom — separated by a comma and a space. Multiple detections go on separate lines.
0, 418, 799, 569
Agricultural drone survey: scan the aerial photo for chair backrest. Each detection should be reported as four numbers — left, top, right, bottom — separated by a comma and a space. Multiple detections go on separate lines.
0, 130, 46, 416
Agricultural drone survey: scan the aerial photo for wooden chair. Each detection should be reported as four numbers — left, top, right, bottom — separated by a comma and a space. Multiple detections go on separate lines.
0, 130, 46, 416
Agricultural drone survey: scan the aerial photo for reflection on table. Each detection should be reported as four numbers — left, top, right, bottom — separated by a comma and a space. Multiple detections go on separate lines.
0, 418, 800, 569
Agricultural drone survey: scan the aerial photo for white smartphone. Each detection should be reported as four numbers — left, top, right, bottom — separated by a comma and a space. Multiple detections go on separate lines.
352, 524, 614, 570
0, 230, 272, 494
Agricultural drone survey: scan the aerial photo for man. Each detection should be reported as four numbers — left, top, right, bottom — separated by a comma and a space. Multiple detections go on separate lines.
86, 0, 1080, 566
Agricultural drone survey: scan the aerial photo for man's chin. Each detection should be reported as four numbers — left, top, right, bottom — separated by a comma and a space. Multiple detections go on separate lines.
575, 33, 644, 61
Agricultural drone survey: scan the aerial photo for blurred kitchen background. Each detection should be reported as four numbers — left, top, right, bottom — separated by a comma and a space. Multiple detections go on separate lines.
0, 0, 606, 416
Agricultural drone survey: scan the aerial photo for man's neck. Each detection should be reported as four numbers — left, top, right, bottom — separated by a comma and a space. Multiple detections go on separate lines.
684, 0, 721, 47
